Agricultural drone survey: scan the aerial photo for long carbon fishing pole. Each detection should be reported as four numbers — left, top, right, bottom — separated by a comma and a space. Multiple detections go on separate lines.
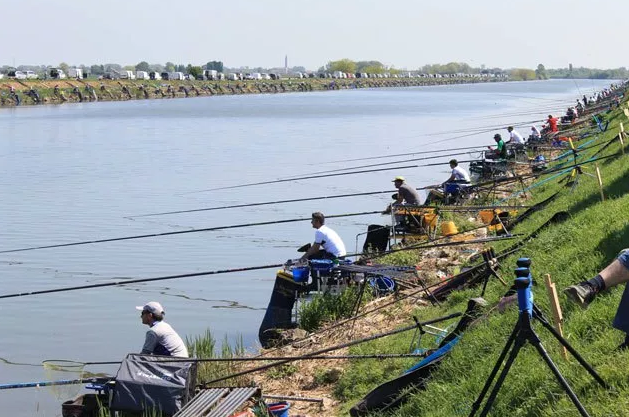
135, 199, 530, 219
0, 377, 107, 391
0, 210, 381, 255
195, 159, 478, 193
0, 234, 515, 300
286, 150, 485, 177
134, 190, 397, 217
201, 312, 462, 386
326, 145, 491, 164
83, 353, 427, 366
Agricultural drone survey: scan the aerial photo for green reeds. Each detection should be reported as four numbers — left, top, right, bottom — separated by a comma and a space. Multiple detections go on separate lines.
186, 330, 252, 387
298, 286, 373, 333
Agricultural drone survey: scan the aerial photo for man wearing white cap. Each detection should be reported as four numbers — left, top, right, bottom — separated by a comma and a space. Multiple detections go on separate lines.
136, 301, 189, 358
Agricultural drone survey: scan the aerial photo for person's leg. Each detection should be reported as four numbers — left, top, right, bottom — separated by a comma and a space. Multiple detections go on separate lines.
564, 249, 629, 308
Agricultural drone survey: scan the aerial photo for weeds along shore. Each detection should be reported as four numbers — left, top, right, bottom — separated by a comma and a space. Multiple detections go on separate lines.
0, 77, 501, 107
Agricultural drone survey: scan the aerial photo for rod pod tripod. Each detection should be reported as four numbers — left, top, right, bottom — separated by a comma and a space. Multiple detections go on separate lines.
469, 258, 610, 417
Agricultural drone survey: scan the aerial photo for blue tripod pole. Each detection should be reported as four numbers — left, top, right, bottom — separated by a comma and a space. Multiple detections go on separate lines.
469, 258, 609, 417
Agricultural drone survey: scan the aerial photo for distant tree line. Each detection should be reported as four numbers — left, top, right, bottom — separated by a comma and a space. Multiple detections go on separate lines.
2, 60, 627, 80
0, 61, 224, 76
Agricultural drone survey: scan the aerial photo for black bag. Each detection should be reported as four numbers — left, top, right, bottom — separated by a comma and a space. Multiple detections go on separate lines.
110, 353, 197, 416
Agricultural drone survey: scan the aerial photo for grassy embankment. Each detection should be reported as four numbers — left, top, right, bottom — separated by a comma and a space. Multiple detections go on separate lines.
327, 102, 629, 416
0, 77, 498, 106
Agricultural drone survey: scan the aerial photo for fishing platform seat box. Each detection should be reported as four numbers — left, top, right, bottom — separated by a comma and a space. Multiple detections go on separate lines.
110, 353, 197, 416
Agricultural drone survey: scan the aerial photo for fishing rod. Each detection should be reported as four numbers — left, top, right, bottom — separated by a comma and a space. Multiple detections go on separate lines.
278, 159, 479, 183
494, 94, 578, 103
195, 159, 478, 193
0, 377, 108, 391
0, 263, 283, 300
133, 185, 530, 218
325, 145, 491, 164
83, 353, 428, 366
0, 233, 519, 301
284, 150, 485, 178
134, 189, 397, 217
0, 210, 381, 255
422, 118, 548, 137
201, 312, 462, 386
356, 235, 520, 262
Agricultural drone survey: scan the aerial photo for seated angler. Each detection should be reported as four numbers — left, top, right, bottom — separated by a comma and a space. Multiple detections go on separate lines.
425, 160, 471, 205
443, 159, 471, 203
541, 115, 559, 136
300, 212, 347, 261
485, 134, 507, 160
529, 125, 542, 142
387, 176, 422, 228
137, 301, 189, 358
506, 126, 526, 149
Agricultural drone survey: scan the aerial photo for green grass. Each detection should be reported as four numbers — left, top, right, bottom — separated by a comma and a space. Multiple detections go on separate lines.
330, 100, 629, 416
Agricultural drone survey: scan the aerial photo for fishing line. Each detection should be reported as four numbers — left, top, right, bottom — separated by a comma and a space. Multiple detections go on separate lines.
133, 190, 398, 217
280, 151, 483, 178
0, 235, 518, 300
0, 211, 382, 255
191, 160, 474, 193
201, 312, 463, 386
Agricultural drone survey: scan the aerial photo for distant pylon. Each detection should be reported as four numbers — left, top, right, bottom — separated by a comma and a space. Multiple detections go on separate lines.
285, 55, 288, 74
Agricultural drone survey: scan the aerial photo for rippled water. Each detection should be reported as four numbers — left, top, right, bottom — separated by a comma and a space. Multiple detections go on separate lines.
0, 79, 614, 415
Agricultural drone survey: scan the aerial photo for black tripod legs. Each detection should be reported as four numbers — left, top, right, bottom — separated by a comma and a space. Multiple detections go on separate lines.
533, 307, 610, 390
470, 312, 600, 417
529, 335, 590, 417
469, 321, 519, 416
477, 330, 527, 417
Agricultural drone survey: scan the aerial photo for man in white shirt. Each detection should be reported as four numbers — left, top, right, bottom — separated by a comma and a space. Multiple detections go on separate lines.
301, 212, 347, 260
445, 159, 471, 184
507, 126, 525, 145
530, 126, 541, 141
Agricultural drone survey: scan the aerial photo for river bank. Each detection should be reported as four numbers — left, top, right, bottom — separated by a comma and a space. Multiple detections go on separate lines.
0, 76, 504, 107
231, 86, 629, 415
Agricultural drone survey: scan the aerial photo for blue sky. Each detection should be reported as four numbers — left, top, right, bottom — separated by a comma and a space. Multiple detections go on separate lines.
3, 0, 627, 70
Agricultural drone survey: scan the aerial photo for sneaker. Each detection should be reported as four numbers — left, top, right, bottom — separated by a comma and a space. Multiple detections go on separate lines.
563, 282, 596, 309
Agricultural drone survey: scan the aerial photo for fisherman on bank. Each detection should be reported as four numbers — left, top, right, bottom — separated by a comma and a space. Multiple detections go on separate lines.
425, 160, 471, 204
530, 126, 542, 142
386, 176, 421, 227
564, 248, 629, 350
507, 126, 525, 147
486, 134, 507, 160
301, 212, 347, 261
391, 176, 421, 205
137, 301, 189, 357
543, 114, 559, 135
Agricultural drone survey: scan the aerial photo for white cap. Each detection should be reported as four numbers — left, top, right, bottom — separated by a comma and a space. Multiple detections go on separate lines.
135, 301, 164, 315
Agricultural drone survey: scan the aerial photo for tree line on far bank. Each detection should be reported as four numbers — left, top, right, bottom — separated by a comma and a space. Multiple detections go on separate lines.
2, 59, 627, 81
325, 59, 629, 80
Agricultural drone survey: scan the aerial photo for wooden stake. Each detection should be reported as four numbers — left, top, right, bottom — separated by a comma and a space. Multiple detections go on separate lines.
619, 132, 625, 155
544, 274, 568, 359
595, 164, 605, 202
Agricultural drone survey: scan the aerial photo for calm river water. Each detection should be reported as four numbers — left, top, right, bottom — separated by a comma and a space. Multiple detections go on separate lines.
0, 79, 614, 415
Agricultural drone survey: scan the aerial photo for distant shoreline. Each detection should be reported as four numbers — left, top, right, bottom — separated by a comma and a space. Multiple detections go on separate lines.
0, 77, 507, 108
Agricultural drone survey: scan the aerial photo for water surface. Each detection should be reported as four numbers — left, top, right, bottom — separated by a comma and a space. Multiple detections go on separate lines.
0, 79, 613, 415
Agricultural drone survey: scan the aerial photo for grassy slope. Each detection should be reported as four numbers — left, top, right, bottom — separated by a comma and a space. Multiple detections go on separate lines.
333, 103, 629, 416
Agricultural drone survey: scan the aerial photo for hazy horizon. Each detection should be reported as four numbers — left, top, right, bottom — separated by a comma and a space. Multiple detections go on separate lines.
2, 0, 627, 71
